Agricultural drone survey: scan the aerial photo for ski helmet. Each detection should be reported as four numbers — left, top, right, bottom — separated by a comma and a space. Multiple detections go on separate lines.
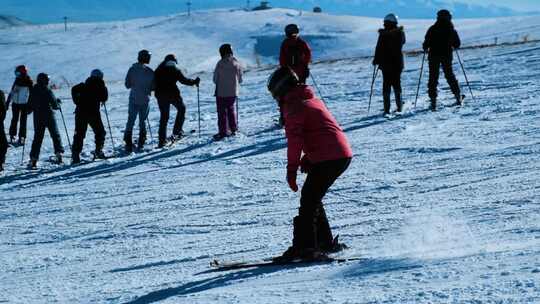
138, 49, 152, 64
90, 69, 104, 79
437, 9, 452, 20
36, 73, 50, 86
285, 24, 300, 37
384, 13, 398, 24
164, 54, 177, 63
267, 66, 299, 99
219, 44, 233, 57
15, 65, 28, 77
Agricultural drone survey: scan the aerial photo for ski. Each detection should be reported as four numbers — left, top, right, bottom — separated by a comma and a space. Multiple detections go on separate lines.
209, 256, 365, 271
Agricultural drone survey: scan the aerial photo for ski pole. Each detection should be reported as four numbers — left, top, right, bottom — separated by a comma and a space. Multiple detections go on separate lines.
367, 65, 378, 114
103, 103, 116, 153
455, 49, 476, 103
58, 105, 72, 152
310, 73, 327, 105
197, 85, 201, 138
414, 52, 426, 108
146, 116, 154, 143
21, 136, 26, 165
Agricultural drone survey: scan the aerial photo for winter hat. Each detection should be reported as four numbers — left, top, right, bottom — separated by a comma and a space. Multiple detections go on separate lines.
36, 73, 50, 86
267, 66, 299, 99
15, 65, 28, 77
285, 24, 300, 37
437, 9, 452, 20
164, 54, 177, 63
384, 13, 398, 24
219, 44, 233, 57
90, 69, 104, 79
138, 49, 152, 64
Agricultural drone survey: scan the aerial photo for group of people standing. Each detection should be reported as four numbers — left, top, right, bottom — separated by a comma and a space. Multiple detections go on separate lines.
1, 9, 468, 262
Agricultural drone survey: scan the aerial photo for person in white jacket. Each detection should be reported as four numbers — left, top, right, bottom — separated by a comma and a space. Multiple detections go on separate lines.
212, 44, 243, 140
8, 65, 33, 145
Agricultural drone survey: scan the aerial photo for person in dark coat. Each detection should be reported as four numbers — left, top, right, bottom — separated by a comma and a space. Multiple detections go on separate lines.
71, 69, 108, 163
27, 73, 64, 168
373, 13, 406, 115
0, 90, 8, 172
154, 54, 200, 147
8, 65, 33, 145
423, 9, 462, 111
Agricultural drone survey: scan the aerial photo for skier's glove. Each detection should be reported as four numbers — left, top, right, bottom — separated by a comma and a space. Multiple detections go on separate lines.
300, 156, 312, 174
287, 170, 298, 192
194, 77, 201, 87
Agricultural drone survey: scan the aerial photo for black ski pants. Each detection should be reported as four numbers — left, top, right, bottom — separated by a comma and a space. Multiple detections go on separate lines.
157, 97, 185, 143
428, 54, 461, 101
293, 157, 351, 251
9, 103, 28, 139
72, 111, 106, 156
0, 124, 7, 164
30, 117, 64, 160
381, 68, 402, 113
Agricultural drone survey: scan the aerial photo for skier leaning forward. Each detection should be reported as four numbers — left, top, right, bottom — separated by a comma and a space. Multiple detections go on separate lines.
124, 50, 154, 152
28, 73, 65, 168
154, 54, 200, 147
267, 67, 353, 261
423, 9, 463, 111
373, 13, 406, 115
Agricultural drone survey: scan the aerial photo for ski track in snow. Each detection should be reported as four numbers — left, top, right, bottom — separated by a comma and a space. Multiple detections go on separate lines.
1, 9, 540, 304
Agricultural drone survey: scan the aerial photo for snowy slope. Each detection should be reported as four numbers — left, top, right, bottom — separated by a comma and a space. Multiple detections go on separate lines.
0, 9, 539, 90
1, 9, 540, 304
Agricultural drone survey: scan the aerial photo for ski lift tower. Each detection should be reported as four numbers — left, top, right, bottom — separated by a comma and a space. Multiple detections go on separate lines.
187, 1, 192, 16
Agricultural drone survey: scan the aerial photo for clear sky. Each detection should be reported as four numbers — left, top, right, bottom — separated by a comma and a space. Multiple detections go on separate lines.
470, 0, 538, 11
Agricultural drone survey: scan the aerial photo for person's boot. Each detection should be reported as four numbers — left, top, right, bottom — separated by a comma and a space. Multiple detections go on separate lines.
0, 163, 4, 172
212, 133, 226, 141
9, 136, 16, 144
29, 159, 38, 170
275, 216, 320, 262
430, 98, 437, 112
72, 154, 81, 164
455, 94, 464, 106
383, 95, 391, 116
157, 139, 167, 148
395, 92, 403, 113
54, 152, 63, 164
93, 149, 106, 159
124, 134, 133, 153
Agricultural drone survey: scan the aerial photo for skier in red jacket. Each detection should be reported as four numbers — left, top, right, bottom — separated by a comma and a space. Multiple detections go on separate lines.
277, 24, 312, 127
268, 67, 353, 261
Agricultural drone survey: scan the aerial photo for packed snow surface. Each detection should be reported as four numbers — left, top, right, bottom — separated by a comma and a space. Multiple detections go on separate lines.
1, 9, 539, 304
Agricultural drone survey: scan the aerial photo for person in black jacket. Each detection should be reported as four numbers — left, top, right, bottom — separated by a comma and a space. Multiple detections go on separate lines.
71, 69, 108, 163
0, 90, 8, 172
423, 9, 462, 111
154, 54, 200, 147
8, 65, 33, 145
373, 13, 406, 115
27, 73, 64, 168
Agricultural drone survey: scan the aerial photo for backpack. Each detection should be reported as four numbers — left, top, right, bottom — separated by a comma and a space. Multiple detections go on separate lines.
71, 82, 85, 106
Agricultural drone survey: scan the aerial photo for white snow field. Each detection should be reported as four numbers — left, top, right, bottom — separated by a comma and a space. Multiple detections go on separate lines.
1, 8, 540, 304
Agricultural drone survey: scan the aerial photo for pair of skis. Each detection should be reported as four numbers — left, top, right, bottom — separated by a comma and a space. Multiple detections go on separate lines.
210, 255, 365, 272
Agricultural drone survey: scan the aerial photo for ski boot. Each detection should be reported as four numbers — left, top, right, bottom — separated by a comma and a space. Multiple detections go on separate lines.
93, 149, 106, 160
273, 246, 328, 263
29, 159, 38, 170
157, 139, 168, 149
212, 133, 226, 141
53, 153, 63, 164
430, 98, 437, 112
454, 94, 465, 106
72, 154, 81, 165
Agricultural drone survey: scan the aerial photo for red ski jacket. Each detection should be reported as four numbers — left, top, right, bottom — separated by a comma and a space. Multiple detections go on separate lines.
283, 85, 353, 172
279, 37, 312, 81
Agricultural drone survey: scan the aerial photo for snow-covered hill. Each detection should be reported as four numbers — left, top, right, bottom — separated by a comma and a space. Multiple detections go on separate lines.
0, 9, 538, 91
0, 15, 28, 28
1, 9, 539, 303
